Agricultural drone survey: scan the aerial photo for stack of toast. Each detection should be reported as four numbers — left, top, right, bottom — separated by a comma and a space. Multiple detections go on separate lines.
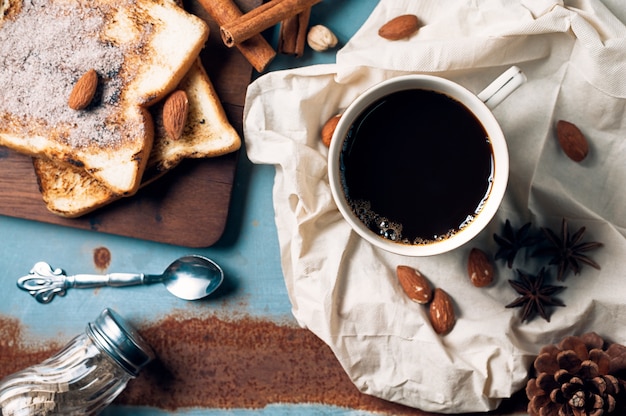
0, 0, 241, 217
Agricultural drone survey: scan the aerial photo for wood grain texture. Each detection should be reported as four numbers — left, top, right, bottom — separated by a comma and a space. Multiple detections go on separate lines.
0, 0, 259, 248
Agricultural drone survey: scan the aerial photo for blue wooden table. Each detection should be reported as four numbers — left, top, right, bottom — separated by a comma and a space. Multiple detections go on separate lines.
0, 1, 529, 414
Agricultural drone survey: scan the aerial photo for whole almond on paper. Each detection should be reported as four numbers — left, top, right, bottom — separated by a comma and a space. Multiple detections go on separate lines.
378, 14, 420, 41
467, 248, 494, 287
68, 69, 98, 110
429, 288, 456, 335
396, 265, 432, 304
321, 114, 341, 147
163, 90, 189, 141
556, 120, 589, 162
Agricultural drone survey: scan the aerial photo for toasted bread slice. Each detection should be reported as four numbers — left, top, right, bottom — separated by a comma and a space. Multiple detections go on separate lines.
34, 156, 117, 217
145, 59, 242, 182
34, 59, 241, 217
0, 0, 209, 195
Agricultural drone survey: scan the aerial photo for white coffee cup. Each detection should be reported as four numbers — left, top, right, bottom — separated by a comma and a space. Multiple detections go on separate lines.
328, 66, 526, 256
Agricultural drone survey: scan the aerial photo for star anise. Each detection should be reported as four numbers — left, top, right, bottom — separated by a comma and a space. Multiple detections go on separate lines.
506, 268, 566, 323
493, 220, 541, 268
533, 218, 603, 281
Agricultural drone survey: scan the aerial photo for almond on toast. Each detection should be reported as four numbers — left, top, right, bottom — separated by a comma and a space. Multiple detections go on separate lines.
146, 59, 242, 181
34, 59, 241, 218
0, 0, 209, 195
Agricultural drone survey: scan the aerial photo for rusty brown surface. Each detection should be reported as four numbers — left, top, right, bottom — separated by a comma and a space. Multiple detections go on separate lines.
0, 314, 527, 414
0, 316, 62, 376
93, 246, 112, 271
121, 314, 430, 413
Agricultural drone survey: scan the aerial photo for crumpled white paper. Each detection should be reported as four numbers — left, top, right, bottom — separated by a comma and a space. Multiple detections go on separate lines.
243, 0, 626, 412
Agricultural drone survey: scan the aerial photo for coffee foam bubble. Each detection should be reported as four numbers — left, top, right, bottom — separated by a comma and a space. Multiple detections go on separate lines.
348, 198, 463, 245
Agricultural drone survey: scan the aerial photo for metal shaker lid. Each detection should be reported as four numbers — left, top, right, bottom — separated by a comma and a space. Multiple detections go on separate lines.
87, 308, 155, 376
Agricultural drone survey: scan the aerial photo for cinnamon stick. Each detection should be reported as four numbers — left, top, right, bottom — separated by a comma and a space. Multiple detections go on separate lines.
277, 7, 311, 57
221, 0, 322, 48
197, 0, 276, 72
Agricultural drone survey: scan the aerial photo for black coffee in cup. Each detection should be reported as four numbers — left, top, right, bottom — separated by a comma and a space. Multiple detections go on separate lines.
339, 88, 494, 245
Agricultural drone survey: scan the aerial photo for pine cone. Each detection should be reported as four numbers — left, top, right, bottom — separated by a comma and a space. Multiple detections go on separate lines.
526, 332, 626, 416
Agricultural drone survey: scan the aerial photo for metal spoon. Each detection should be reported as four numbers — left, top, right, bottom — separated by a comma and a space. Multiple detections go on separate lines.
16, 255, 224, 303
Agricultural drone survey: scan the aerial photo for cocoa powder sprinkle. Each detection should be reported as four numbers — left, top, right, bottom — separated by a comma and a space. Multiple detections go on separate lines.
0, 314, 447, 414
0, 0, 143, 148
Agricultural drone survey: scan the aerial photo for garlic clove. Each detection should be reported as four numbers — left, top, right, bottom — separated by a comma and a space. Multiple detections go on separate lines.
306, 25, 338, 52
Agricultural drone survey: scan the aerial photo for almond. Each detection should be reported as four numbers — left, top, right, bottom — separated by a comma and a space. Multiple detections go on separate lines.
556, 120, 589, 162
163, 90, 189, 141
68, 69, 98, 110
467, 248, 494, 287
396, 265, 432, 304
378, 14, 420, 41
429, 288, 455, 335
321, 114, 341, 147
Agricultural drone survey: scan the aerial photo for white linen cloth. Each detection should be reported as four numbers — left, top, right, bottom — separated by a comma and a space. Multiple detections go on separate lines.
243, 0, 626, 412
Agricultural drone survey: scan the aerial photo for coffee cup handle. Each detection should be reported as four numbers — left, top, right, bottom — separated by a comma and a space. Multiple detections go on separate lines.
476, 66, 526, 109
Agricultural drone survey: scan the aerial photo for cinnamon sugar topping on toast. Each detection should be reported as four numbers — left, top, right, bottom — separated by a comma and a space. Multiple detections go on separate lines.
0, 0, 210, 194
0, 0, 132, 148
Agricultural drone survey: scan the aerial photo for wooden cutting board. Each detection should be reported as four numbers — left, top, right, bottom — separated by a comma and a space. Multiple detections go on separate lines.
0, 0, 260, 248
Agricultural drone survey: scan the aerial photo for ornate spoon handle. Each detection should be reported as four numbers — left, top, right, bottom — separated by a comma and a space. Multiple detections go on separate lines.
16, 262, 160, 304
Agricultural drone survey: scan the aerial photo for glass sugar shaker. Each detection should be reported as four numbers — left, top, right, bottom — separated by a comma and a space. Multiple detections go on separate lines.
0, 308, 154, 415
